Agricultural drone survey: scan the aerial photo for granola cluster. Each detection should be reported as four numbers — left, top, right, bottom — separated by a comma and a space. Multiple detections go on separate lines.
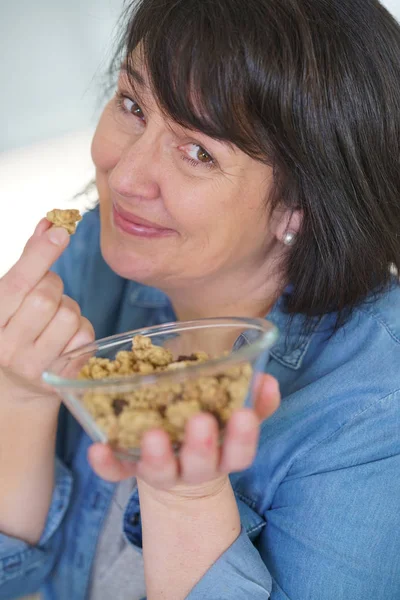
46, 209, 82, 235
79, 335, 252, 451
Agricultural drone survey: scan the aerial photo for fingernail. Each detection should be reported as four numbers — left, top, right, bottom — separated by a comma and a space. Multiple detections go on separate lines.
193, 417, 212, 441
237, 415, 257, 439
46, 227, 69, 246
145, 435, 166, 458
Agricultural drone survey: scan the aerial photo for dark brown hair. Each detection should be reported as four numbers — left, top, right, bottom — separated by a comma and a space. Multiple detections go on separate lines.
110, 0, 400, 320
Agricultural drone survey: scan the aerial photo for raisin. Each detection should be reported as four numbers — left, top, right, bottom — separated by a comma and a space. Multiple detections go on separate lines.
112, 398, 129, 416
177, 354, 198, 362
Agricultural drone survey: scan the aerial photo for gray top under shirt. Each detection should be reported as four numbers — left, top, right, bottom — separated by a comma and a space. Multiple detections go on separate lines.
88, 479, 146, 600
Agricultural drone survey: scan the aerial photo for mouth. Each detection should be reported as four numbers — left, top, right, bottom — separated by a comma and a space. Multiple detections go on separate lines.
112, 202, 176, 238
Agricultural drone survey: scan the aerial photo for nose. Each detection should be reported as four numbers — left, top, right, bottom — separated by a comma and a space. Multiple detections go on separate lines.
108, 127, 161, 200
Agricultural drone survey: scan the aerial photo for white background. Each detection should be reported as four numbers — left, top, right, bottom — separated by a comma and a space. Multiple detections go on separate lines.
382, 0, 400, 17
0, 0, 124, 152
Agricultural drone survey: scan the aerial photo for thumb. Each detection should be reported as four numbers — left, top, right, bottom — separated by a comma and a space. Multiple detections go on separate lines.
253, 374, 281, 421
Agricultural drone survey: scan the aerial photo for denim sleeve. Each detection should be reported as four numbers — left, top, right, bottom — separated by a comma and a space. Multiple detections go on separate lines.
0, 459, 73, 599
262, 390, 400, 599
186, 527, 272, 599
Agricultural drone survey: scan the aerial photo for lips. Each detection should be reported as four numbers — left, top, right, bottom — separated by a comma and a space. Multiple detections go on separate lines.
113, 203, 166, 229
112, 202, 175, 238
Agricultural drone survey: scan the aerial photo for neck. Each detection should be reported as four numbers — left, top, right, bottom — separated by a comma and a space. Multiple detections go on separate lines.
165, 264, 284, 322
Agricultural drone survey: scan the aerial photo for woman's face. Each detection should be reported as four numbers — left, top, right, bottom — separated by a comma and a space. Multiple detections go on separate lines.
91, 64, 282, 292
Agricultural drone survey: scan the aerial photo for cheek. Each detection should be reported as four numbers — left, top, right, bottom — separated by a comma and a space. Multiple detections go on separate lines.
91, 105, 126, 173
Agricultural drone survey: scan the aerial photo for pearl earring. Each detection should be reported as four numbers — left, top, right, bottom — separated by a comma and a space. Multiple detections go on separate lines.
283, 231, 297, 246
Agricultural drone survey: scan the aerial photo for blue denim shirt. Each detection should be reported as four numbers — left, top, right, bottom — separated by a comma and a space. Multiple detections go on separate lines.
1, 207, 400, 599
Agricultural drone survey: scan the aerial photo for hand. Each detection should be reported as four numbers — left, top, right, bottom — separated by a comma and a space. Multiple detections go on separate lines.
0, 218, 94, 404
88, 374, 280, 497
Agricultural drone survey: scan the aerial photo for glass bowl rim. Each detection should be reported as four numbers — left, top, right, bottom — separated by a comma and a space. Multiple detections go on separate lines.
42, 317, 279, 391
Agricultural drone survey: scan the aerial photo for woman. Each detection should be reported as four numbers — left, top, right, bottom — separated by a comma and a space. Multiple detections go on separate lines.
1, 0, 400, 598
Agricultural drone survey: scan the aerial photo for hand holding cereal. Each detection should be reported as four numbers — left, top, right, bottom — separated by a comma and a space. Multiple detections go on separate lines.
0, 216, 94, 545
0, 216, 92, 391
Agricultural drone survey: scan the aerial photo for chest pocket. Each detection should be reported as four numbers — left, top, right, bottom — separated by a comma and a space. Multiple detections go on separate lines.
236, 496, 266, 541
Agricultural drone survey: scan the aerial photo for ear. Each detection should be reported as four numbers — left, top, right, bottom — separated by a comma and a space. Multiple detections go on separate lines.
275, 208, 302, 244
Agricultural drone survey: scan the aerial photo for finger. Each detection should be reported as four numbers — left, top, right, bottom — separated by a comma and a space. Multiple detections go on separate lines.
219, 409, 260, 474
136, 429, 178, 489
33, 218, 52, 238
253, 374, 281, 421
0, 225, 70, 327
63, 318, 95, 354
33, 295, 83, 365
1, 272, 64, 357
54, 318, 96, 379
88, 443, 139, 483
179, 413, 220, 485
9, 294, 82, 380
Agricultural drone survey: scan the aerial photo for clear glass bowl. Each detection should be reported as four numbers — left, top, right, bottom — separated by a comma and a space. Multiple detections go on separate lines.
43, 318, 278, 460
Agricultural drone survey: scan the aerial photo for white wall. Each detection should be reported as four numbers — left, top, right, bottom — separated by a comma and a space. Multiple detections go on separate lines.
381, 0, 400, 19
0, 0, 124, 152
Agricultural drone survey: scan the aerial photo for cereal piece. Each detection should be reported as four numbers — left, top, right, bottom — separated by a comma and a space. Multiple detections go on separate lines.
83, 392, 112, 418
107, 360, 122, 375
96, 415, 119, 443
150, 383, 183, 411
136, 361, 155, 375
197, 376, 220, 400
114, 351, 136, 375
132, 335, 152, 352
78, 364, 91, 380
161, 420, 182, 444
117, 410, 164, 449
46, 208, 82, 235
199, 387, 229, 412
132, 336, 173, 366
144, 383, 181, 412
124, 390, 152, 410
218, 404, 235, 424
91, 364, 110, 380
216, 376, 232, 391
223, 365, 244, 380
193, 351, 210, 362
166, 361, 189, 371
148, 346, 174, 366
165, 400, 202, 441
181, 380, 201, 402
218, 378, 252, 424
241, 363, 253, 379
115, 351, 133, 364
78, 357, 119, 380
227, 378, 250, 404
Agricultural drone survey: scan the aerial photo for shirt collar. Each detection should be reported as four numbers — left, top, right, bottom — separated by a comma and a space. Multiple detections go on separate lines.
128, 282, 325, 371
128, 281, 172, 308
268, 294, 327, 370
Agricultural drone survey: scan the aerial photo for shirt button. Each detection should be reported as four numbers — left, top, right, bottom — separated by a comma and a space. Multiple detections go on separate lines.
130, 513, 140, 525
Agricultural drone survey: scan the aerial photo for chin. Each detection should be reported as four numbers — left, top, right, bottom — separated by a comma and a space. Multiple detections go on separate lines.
99, 233, 162, 287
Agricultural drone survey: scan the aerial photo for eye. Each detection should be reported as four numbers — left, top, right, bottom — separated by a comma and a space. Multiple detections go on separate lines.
180, 143, 215, 169
116, 93, 145, 122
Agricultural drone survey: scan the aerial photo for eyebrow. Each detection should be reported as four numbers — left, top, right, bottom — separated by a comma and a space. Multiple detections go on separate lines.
120, 62, 145, 87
